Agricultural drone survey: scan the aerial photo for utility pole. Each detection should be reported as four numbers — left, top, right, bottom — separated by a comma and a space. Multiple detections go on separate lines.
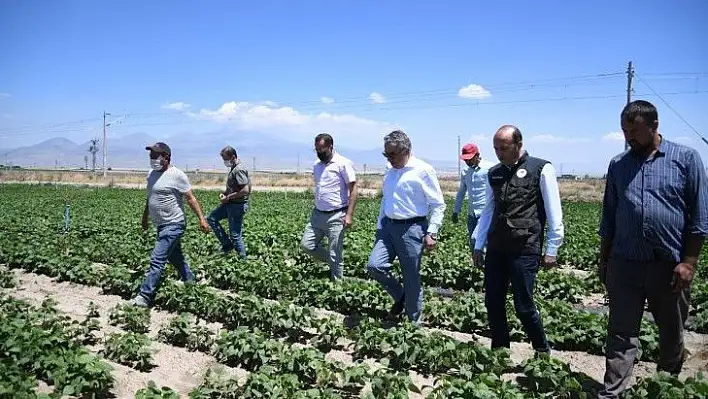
102, 111, 111, 178
252, 156, 256, 175
297, 152, 301, 174
624, 61, 634, 151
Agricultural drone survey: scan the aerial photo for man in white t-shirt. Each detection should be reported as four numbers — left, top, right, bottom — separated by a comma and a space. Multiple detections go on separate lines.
131, 142, 210, 307
300, 133, 358, 280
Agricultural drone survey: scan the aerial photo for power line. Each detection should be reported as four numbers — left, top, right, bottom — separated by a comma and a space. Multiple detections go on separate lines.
636, 74, 708, 146
1, 89, 707, 140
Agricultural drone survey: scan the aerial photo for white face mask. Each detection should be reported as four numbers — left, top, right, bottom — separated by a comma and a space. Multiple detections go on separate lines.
150, 157, 164, 171
223, 160, 234, 168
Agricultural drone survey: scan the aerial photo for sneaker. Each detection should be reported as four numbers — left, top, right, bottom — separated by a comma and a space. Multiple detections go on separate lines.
130, 295, 149, 308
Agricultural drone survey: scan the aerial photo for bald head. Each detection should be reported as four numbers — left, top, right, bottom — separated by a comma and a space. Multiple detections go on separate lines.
493, 124, 524, 165
494, 125, 523, 144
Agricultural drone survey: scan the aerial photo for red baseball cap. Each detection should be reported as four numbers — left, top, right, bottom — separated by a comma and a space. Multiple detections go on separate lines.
460, 143, 479, 160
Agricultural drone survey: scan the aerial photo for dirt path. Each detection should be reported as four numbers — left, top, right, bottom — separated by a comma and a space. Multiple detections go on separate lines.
4, 269, 707, 397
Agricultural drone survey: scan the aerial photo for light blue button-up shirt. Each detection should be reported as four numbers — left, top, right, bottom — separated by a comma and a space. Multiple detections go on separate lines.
454, 160, 494, 218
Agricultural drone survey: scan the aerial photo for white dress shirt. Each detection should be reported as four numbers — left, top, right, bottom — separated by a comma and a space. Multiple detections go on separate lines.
472, 162, 564, 256
376, 155, 447, 234
313, 152, 356, 212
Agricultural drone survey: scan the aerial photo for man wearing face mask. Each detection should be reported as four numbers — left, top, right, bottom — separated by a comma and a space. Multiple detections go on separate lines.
597, 100, 708, 398
367, 130, 446, 326
453, 142, 493, 253
471, 125, 564, 354
206, 145, 251, 258
300, 133, 358, 281
131, 142, 210, 308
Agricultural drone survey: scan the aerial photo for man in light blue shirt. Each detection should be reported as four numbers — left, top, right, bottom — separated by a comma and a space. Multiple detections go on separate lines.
452, 142, 492, 252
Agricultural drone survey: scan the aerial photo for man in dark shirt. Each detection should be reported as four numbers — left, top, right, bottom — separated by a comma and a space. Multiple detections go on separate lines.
206, 145, 252, 258
598, 100, 708, 398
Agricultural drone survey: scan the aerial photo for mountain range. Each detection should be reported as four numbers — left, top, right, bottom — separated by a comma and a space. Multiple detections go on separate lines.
2, 132, 462, 175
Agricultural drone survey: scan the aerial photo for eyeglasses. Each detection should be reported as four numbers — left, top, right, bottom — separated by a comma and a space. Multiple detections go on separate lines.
382, 151, 399, 159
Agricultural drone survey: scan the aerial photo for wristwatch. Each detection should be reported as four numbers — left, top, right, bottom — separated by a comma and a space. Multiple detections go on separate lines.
427, 232, 438, 240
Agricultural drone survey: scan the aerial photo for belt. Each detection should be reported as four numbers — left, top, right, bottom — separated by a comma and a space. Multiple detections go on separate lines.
386, 216, 426, 224
315, 206, 348, 214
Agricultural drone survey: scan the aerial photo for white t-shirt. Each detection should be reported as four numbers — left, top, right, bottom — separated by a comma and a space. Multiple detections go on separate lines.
146, 166, 192, 227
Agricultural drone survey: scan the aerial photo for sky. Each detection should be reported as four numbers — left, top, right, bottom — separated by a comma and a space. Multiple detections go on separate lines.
0, 0, 707, 175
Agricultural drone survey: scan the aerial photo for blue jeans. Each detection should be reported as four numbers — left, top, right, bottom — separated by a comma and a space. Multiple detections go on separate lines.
138, 222, 195, 302
207, 202, 248, 258
484, 250, 550, 352
366, 217, 427, 324
467, 214, 479, 251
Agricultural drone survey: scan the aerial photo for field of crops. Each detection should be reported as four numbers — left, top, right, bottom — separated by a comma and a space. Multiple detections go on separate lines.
1, 183, 707, 398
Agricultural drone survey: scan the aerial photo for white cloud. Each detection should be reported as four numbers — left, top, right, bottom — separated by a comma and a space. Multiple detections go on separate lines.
458, 84, 491, 99
368, 92, 386, 104
529, 134, 591, 143
321, 96, 335, 104
602, 132, 625, 142
190, 100, 399, 148
162, 102, 191, 111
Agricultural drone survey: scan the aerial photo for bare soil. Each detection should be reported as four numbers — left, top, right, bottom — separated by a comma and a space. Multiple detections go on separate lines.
5, 269, 705, 398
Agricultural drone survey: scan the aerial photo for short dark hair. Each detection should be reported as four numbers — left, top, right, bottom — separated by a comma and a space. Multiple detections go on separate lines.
315, 133, 333, 147
220, 145, 237, 158
622, 100, 658, 126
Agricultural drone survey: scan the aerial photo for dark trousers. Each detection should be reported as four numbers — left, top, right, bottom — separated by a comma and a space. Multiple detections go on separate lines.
599, 258, 690, 398
484, 250, 550, 352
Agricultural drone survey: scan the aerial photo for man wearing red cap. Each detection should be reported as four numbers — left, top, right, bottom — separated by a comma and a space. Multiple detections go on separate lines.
453, 142, 492, 253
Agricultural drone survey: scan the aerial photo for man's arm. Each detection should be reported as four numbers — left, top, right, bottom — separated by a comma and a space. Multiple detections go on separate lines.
185, 190, 207, 221
453, 170, 467, 215
473, 183, 495, 250
141, 199, 149, 229
598, 161, 617, 266
343, 161, 358, 222
421, 168, 446, 235
681, 150, 708, 267
539, 163, 564, 257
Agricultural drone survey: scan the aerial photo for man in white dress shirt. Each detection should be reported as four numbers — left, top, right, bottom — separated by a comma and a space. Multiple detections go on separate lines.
300, 133, 358, 280
367, 130, 446, 325
472, 125, 564, 353
452, 142, 494, 253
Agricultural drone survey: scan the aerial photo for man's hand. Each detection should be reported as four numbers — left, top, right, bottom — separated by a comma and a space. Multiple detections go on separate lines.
199, 218, 210, 233
473, 249, 484, 268
341, 213, 353, 229
451, 213, 459, 223
542, 255, 557, 269
220, 194, 229, 204
424, 234, 437, 251
672, 262, 695, 292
